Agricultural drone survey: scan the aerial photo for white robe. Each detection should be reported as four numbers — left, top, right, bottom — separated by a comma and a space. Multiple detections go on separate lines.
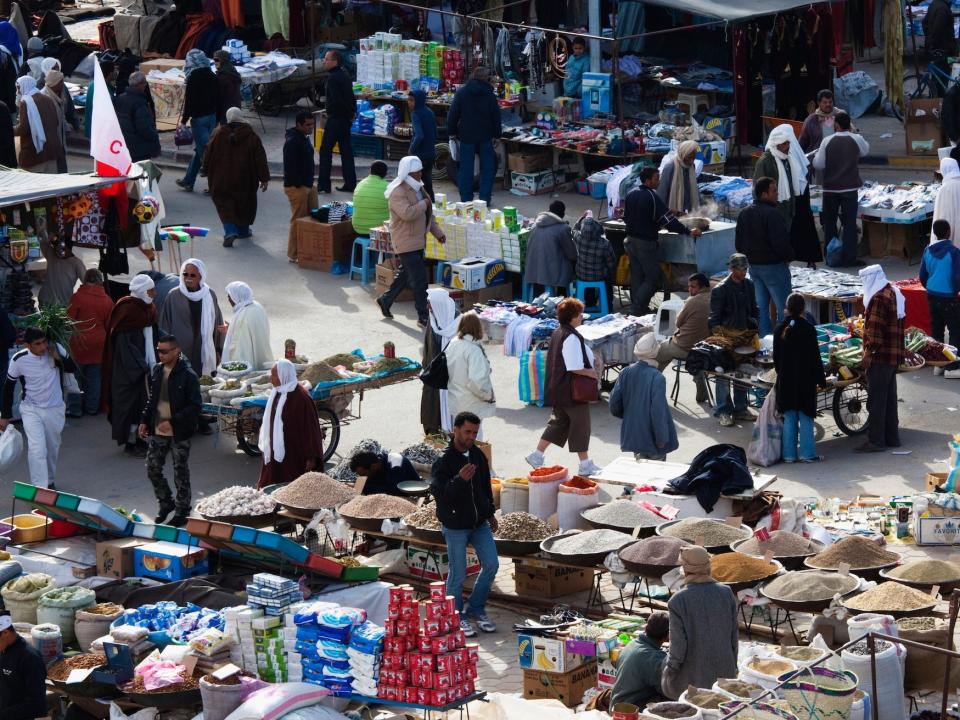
223, 301, 273, 369
933, 160, 960, 248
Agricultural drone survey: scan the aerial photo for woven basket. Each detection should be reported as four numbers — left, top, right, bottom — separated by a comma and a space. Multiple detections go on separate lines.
780, 667, 859, 720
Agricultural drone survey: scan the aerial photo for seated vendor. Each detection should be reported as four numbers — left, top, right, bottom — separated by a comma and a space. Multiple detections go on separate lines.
352, 161, 391, 237
350, 450, 420, 495
563, 37, 590, 98
611, 611, 669, 709
0, 610, 48, 720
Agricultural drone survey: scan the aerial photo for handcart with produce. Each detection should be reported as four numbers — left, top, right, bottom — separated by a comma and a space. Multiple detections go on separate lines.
200, 350, 421, 462
702, 320, 952, 437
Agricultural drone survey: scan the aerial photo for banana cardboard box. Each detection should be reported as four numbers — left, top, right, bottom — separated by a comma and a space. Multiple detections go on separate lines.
134, 540, 209, 581
517, 634, 587, 673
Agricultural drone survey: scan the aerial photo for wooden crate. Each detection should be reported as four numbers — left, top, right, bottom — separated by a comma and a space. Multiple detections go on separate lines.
296, 218, 355, 271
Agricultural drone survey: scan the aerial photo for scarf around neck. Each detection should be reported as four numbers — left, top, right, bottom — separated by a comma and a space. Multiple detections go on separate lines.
178, 257, 217, 375
668, 140, 700, 214
16, 76, 44, 152
259, 359, 298, 463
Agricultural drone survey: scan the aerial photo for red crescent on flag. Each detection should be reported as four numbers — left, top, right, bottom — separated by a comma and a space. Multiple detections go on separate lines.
110, 140, 123, 154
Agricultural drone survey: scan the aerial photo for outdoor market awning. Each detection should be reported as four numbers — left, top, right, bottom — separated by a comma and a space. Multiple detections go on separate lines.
636, 0, 821, 22
0, 168, 135, 207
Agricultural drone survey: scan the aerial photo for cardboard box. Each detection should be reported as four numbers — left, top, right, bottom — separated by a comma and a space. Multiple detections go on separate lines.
597, 657, 618, 688
508, 150, 552, 174
695, 140, 727, 165
522, 662, 597, 707
905, 98, 944, 155
296, 218, 355, 271
442, 257, 507, 291
405, 545, 479, 581
514, 560, 594, 598
375, 261, 413, 301
97, 537, 149, 579
140, 58, 185, 73
914, 514, 960, 545
134, 541, 209, 581
927, 472, 949, 491
510, 170, 557, 196
518, 634, 587, 673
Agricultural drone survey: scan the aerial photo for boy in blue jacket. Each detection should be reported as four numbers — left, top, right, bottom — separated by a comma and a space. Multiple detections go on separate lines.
407, 90, 437, 199
920, 219, 960, 354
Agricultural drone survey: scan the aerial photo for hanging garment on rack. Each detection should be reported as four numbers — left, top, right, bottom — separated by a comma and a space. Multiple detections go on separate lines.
175, 12, 216, 59
617, 0, 646, 55
494, 27, 512, 79
261, 0, 289, 41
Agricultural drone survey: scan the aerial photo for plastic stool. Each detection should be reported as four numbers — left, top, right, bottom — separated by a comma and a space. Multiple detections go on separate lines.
349, 236, 374, 284
676, 92, 709, 115
436, 261, 451, 284
574, 280, 609, 316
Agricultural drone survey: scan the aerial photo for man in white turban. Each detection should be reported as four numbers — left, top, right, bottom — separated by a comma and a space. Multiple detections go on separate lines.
376, 156, 446, 329
157, 258, 223, 433
221, 281, 272, 369
856, 264, 906, 453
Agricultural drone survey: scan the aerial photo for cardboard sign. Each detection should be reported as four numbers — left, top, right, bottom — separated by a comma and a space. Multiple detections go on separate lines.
838, 562, 851, 577
694, 535, 705, 547
212, 663, 241, 681
726, 516, 743, 528
658, 505, 680, 521
931, 585, 940, 597
632, 526, 643, 539
66, 668, 94, 684
763, 550, 775, 564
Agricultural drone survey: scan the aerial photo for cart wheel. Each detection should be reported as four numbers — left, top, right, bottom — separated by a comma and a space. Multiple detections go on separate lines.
832, 384, 869, 436
317, 407, 341, 463
236, 414, 263, 457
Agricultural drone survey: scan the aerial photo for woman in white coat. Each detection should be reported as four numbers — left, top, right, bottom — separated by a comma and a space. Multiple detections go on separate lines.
221, 281, 273, 369
445, 312, 495, 434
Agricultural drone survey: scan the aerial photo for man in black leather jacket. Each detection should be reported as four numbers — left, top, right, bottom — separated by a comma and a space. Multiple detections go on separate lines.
430, 411, 499, 638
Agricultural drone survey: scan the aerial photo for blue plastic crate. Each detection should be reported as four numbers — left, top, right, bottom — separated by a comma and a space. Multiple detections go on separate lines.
351, 135, 385, 159
589, 180, 607, 199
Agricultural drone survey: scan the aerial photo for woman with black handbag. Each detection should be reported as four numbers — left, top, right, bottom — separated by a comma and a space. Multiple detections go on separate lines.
420, 287, 459, 435
525, 297, 602, 476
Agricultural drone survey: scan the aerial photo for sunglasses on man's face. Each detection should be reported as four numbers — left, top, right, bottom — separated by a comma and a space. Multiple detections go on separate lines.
182, 272, 199, 277
157, 347, 177, 355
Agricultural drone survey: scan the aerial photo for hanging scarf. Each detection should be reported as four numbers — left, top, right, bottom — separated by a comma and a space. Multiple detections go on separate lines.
765, 123, 808, 201
668, 140, 700, 213
184, 49, 209, 78
0, 22, 22, 68
178, 257, 217, 375
221, 280, 253, 364
129, 274, 156, 365
16, 76, 45, 153
427, 287, 459, 341
259, 359, 298, 463
385, 155, 424, 198
859, 264, 906, 319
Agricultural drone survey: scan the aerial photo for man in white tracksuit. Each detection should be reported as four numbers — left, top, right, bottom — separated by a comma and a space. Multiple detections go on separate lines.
0, 327, 72, 488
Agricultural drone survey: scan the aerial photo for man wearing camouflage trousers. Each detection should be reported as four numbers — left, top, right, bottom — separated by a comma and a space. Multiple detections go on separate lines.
138, 334, 202, 528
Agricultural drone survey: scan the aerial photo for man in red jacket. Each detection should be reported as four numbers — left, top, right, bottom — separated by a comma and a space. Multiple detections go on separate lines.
66, 269, 115, 415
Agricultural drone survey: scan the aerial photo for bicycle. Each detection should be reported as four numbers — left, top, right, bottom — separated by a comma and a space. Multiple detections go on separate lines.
899, 55, 958, 119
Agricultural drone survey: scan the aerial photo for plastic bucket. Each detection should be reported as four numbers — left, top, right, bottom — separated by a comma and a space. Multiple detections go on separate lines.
612, 703, 639, 720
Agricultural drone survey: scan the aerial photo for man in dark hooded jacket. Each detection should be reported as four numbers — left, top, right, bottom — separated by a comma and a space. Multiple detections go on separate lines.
447, 66, 501, 205
408, 89, 437, 199
114, 72, 160, 161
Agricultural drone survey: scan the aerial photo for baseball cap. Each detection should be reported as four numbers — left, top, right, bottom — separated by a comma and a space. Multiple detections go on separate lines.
728, 253, 749, 269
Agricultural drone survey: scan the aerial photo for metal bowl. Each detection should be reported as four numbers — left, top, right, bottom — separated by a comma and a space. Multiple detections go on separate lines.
50, 670, 121, 699
730, 537, 826, 571
655, 519, 752, 553
842, 587, 939, 619
494, 537, 546, 556
397, 480, 431, 496
540, 529, 634, 567
717, 557, 784, 593
759, 569, 861, 613
878, 567, 960, 593
680, 216, 711, 232
580, 503, 658, 536
803, 557, 900, 581
198, 508, 279, 526
122, 686, 202, 709
340, 512, 394, 532
407, 524, 444, 545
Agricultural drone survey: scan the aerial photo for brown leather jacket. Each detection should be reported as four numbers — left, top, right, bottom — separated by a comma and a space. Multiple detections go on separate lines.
387, 182, 442, 254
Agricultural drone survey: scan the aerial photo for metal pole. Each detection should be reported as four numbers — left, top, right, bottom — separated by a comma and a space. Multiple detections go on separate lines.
907, 2, 921, 77
613, 9, 625, 170
589, 0, 601, 73
868, 634, 879, 720
942, 590, 960, 720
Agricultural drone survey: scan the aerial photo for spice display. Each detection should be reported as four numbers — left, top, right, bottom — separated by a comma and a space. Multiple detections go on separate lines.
48, 653, 107, 680
747, 658, 794, 676
897, 616, 937, 631
129, 672, 200, 693
370, 357, 409, 374
846, 638, 891, 655
738, 531, 816, 556
273, 472, 357, 509
660, 518, 749, 545
402, 443, 443, 465
582, 500, 663, 529
196, 486, 276, 517
323, 353, 362, 369
220, 361, 250, 372
887, 560, 960, 584
339, 494, 418, 519
806, 536, 899, 569
710, 553, 778, 583
405, 505, 441, 530
530, 465, 567, 477
82, 602, 123, 616
300, 361, 341, 385
494, 512, 554, 541
685, 690, 730, 710
778, 646, 825, 662
203, 670, 255, 686
329, 557, 362, 568
844, 581, 938, 612
716, 679, 762, 698
545, 529, 633, 555
763, 570, 859, 601
645, 702, 698, 719
620, 536, 691, 566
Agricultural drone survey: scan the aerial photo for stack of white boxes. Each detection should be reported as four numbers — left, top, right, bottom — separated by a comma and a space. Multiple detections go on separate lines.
227, 606, 263, 673
222, 38, 251, 64
427, 201, 530, 273
283, 603, 304, 682
399, 47, 422, 82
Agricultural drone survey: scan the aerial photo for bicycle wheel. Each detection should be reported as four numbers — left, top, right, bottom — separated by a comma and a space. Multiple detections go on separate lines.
317, 406, 341, 463
832, 384, 869, 436
902, 73, 932, 102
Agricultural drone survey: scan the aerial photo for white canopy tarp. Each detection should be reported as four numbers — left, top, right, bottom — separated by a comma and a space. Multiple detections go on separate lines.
635, 0, 817, 21
0, 169, 135, 206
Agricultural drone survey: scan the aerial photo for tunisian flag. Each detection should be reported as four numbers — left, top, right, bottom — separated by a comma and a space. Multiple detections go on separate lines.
89, 55, 132, 224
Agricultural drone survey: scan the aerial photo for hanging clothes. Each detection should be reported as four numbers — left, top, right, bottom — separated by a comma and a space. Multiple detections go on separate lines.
617, 0, 646, 55
882, 0, 903, 112
261, 0, 289, 41
176, 13, 217, 59
734, 23, 764, 146
220, 0, 244, 28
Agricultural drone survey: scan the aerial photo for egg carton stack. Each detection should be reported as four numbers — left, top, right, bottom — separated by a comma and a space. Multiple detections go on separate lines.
399, 48, 422, 82
222, 38, 251, 64
288, 601, 370, 695
374, 104, 400, 137
223, 605, 254, 668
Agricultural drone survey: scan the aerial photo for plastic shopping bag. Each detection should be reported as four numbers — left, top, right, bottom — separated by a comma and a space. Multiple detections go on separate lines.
747, 389, 782, 467
825, 236, 843, 267
0, 425, 23, 471
518, 349, 548, 407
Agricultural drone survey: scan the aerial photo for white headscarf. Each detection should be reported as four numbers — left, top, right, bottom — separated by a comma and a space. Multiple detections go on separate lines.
633, 332, 660, 367
225, 106, 243, 123
859, 264, 905, 319
765, 124, 808, 201
16, 76, 44, 153
385, 155, 424, 198
427, 287, 459, 341
259, 359, 298, 463
40, 56, 59, 75
941, 157, 960, 182
221, 281, 253, 364
178, 258, 217, 375
128, 275, 156, 365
